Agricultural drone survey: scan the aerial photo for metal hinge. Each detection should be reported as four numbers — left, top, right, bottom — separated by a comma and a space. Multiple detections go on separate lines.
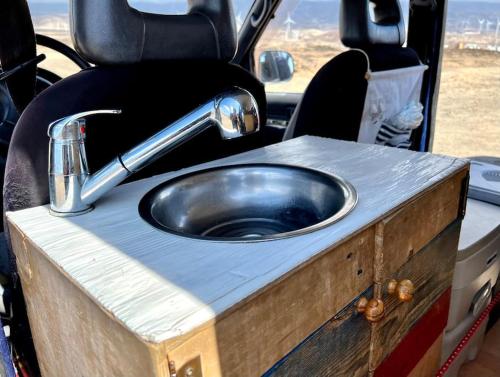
168, 360, 177, 377
168, 358, 203, 377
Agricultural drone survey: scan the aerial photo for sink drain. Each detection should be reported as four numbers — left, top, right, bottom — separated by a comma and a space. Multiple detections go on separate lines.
201, 218, 297, 239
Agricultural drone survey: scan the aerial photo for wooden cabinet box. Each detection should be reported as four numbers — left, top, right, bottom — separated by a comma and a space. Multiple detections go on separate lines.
161, 167, 467, 377
264, 217, 463, 377
6, 137, 469, 377
263, 288, 373, 377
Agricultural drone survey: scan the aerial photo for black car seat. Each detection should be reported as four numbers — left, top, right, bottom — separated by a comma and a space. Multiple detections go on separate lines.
4, 0, 266, 231
283, 0, 423, 146
0, 0, 37, 113
0, 0, 38, 232
2, 1, 266, 373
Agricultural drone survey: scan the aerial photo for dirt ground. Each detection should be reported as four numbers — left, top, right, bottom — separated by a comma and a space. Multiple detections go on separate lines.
256, 28, 500, 158
433, 49, 500, 158
39, 30, 500, 158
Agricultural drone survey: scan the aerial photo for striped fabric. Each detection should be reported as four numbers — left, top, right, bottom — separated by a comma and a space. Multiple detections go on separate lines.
357, 64, 427, 148
375, 122, 413, 149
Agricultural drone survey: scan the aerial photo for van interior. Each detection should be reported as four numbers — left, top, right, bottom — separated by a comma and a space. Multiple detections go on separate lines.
0, 1, 498, 376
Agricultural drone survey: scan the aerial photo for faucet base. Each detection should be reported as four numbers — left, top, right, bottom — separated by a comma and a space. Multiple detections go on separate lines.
49, 205, 94, 217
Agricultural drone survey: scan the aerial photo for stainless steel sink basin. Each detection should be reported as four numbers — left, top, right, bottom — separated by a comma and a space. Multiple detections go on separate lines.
139, 164, 357, 241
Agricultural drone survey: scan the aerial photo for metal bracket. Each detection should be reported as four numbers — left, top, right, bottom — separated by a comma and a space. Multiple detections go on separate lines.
168, 357, 203, 377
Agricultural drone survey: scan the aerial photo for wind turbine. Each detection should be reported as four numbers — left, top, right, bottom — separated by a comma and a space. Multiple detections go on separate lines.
487, 19, 494, 33
478, 18, 485, 34
284, 12, 296, 41
462, 19, 471, 33
495, 18, 500, 51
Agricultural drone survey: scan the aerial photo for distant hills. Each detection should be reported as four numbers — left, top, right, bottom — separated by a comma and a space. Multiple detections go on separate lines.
28, 0, 500, 34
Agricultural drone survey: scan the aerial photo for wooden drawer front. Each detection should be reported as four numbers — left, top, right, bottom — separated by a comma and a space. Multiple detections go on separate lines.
373, 289, 450, 377
167, 227, 375, 377
377, 170, 466, 281
369, 220, 461, 371
263, 289, 372, 377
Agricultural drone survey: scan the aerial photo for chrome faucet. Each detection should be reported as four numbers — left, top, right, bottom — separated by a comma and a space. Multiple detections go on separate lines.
48, 87, 260, 216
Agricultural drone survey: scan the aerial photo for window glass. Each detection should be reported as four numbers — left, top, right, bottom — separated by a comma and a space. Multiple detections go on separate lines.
255, 0, 410, 94
433, 1, 500, 157
128, 1, 255, 30
28, 0, 80, 78
233, 0, 256, 30
127, 1, 189, 14
255, 0, 347, 93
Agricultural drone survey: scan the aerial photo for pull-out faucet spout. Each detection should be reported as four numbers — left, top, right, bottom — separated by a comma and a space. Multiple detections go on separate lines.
48, 87, 260, 216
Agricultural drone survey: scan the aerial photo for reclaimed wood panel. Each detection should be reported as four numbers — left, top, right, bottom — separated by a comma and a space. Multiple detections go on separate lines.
6, 137, 469, 347
408, 334, 443, 377
373, 289, 450, 377
375, 169, 467, 285
262, 289, 373, 377
165, 227, 375, 377
6, 137, 469, 377
9, 223, 166, 377
369, 221, 461, 371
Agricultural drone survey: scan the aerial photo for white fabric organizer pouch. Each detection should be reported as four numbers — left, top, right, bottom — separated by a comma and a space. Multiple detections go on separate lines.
357, 63, 428, 148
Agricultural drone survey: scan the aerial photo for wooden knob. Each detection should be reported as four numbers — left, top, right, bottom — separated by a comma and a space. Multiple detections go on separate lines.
388, 279, 415, 302
356, 297, 385, 322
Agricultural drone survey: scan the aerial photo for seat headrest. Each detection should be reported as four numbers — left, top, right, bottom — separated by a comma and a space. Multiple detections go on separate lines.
340, 0, 405, 48
70, 0, 237, 65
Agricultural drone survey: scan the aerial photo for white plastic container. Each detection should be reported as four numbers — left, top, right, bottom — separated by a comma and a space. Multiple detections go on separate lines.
468, 160, 500, 206
441, 197, 500, 376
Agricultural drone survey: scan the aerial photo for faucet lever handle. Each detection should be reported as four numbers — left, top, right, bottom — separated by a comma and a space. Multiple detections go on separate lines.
48, 109, 122, 140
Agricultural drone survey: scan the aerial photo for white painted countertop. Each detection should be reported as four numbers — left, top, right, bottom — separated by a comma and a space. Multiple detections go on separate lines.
7, 136, 467, 344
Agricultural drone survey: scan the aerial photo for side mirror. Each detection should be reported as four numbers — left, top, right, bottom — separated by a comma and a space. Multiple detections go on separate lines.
258, 51, 295, 83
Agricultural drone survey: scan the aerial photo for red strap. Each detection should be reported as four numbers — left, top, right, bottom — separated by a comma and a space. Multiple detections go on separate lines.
374, 289, 451, 377
436, 290, 500, 376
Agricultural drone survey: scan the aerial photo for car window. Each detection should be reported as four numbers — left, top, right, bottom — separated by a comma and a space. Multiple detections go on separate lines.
254, 0, 348, 93
128, 0, 255, 30
28, 0, 80, 78
128, 1, 189, 14
254, 0, 410, 94
432, 0, 500, 158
